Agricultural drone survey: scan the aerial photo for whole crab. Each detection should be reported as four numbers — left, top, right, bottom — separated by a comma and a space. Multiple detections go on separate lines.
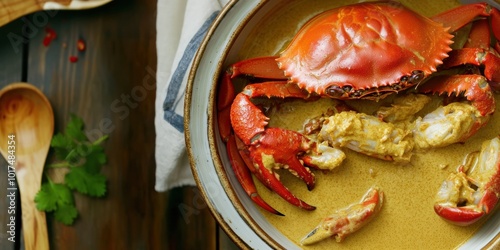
216, 0, 500, 231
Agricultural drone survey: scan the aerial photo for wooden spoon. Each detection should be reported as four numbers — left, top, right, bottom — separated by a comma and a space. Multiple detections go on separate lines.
0, 0, 113, 28
0, 83, 53, 250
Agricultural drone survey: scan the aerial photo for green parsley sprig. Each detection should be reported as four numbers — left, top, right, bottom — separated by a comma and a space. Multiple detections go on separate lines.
35, 114, 108, 225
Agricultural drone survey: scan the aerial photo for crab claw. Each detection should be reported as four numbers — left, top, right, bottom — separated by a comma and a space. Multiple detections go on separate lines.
230, 91, 318, 211
218, 57, 349, 212
243, 127, 317, 210
434, 136, 500, 226
227, 76, 351, 211
226, 134, 284, 216
235, 129, 346, 213
300, 186, 384, 245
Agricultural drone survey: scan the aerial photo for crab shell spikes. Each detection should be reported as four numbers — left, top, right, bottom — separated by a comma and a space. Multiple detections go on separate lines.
277, 1, 453, 99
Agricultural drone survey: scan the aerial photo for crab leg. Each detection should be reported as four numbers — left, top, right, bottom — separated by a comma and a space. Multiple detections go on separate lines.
442, 48, 500, 83
217, 56, 287, 141
431, 3, 500, 39
300, 186, 384, 245
217, 72, 235, 142
219, 56, 308, 112
463, 19, 491, 50
432, 3, 500, 73
432, 3, 500, 83
434, 137, 500, 226
492, 5, 500, 43
229, 56, 285, 79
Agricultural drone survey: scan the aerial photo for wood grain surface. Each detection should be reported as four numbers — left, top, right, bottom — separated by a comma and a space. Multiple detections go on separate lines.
0, 0, 234, 249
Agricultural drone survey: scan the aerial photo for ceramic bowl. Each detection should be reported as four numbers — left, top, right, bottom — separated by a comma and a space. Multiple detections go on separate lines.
185, 0, 500, 249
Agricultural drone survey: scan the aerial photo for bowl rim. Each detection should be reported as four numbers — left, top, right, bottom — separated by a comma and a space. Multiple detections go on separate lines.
185, 0, 277, 249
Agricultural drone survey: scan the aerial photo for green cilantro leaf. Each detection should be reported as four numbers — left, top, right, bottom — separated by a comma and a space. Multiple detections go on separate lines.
35, 181, 74, 212
65, 167, 107, 197
54, 203, 79, 226
81, 145, 107, 174
35, 114, 109, 226
65, 114, 87, 142
50, 133, 75, 160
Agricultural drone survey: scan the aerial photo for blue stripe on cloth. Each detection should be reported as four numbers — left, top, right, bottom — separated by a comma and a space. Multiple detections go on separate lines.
163, 10, 220, 133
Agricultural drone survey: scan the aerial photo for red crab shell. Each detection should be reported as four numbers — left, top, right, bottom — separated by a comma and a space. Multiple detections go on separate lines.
277, 1, 454, 99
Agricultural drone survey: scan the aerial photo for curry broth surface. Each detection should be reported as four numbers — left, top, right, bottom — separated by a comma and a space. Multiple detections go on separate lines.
234, 0, 499, 249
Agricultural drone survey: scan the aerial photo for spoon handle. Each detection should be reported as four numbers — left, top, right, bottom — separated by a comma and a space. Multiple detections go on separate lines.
17, 156, 49, 250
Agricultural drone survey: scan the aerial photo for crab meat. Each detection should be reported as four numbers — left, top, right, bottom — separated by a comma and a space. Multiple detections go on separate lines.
319, 111, 414, 163
413, 102, 489, 149
319, 73, 495, 164
376, 93, 432, 123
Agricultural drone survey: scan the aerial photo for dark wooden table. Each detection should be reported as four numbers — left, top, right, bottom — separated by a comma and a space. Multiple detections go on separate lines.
0, 0, 237, 249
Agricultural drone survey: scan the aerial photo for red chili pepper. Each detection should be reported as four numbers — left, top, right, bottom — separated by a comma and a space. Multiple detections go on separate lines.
43, 27, 57, 47
69, 56, 78, 63
77, 38, 86, 52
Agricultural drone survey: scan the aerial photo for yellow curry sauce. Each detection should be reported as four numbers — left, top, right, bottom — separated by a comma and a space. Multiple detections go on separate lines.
234, 0, 499, 249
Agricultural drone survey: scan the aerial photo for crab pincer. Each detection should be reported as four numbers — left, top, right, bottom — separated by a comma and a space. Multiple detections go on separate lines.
300, 186, 384, 245
434, 137, 500, 226
226, 134, 284, 215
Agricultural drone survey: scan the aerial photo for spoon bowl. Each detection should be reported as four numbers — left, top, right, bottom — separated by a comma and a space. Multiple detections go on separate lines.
0, 82, 53, 250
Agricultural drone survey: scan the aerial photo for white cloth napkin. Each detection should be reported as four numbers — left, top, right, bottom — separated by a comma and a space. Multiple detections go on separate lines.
155, 0, 229, 192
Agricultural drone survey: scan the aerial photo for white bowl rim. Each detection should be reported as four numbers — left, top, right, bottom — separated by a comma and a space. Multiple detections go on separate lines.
185, 0, 276, 249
